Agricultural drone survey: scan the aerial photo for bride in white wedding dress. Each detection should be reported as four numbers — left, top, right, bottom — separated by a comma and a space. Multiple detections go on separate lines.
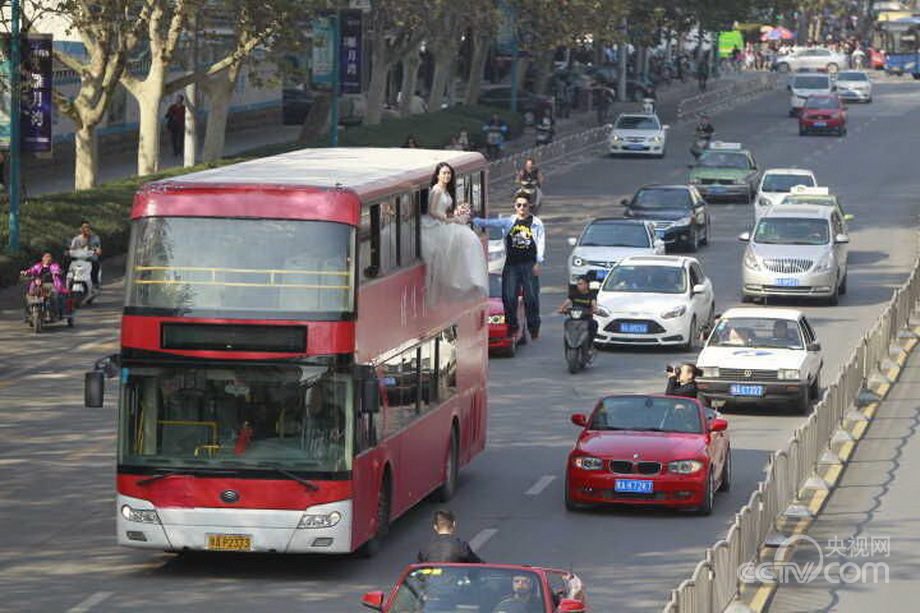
421, 162, 488, 304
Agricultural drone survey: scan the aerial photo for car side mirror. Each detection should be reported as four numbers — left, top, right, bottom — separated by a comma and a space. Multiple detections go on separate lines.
692, 283, 706, 295
571, 413, 588, 427
85, 371, 105, 408
620, 198, 629, 206
663, 124, 671, 130
361, 591, 385, 611
588, 281, 601, 291
710, 418, 728, 432
834, 233, 849, 244
361, 377, 381, 414
557, 598, 587, 613
738, 231, 751, 242
808, 341, 822, 352
567, 237, 577, 247
844, 214, 854, 222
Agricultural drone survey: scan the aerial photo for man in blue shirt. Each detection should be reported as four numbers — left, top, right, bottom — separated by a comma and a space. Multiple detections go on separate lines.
473, 193, 545, 339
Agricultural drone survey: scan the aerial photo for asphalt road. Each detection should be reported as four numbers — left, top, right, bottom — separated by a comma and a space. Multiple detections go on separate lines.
1, 79, 919, 613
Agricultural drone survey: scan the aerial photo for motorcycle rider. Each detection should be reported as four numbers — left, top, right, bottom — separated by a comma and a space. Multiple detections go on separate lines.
69, 220, 102, 302
695, 114, 714, 140
482, 113, 508, 159
516, 157, 545, 209
557, 275, 598, 350
21, 252, 67, 319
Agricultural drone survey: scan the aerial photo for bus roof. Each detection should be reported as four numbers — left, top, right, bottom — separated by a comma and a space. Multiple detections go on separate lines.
147, 147, 486, 199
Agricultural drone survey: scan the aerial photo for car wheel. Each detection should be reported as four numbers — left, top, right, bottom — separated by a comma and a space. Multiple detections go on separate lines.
798, 380, 813, 415
718, 447, 732, 492
810, 376, 822, 405
839, 273, 848, 295
696, 470, 715, 516
433, 428, 459, 502
683, 316, 699, 352
518, 326, 529, 346
840, 126, 847, 136
701, 221, 710, 246
687, 227, 700, 252
504, 336, 518, 358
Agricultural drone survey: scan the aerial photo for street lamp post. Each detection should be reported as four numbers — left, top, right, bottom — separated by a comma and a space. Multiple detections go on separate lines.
7, 0, 22, 253
330, 12, 340, 147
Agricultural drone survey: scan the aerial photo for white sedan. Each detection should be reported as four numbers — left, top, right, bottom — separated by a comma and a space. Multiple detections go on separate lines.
594, 255, 715, 351
566, 218, 664, 285
608, 113, 668, 157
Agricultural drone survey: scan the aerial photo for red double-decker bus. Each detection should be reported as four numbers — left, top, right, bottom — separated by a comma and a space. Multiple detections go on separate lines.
87, 148, 489, 555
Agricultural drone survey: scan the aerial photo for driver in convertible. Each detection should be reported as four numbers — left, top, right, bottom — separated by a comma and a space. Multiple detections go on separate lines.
491, 574, 544, 613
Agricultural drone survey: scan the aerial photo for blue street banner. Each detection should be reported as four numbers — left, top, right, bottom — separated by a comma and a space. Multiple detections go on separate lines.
0, 36, 11, 150
21, 34, 52, 152
495, 0, 517, 57
312, 17, 335, 86
339, 10, 363, 94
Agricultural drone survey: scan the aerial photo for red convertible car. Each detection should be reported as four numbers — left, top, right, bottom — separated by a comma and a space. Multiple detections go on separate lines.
565, 394, 730, 515
488, 273, 527, 357
362, 563, 588, 612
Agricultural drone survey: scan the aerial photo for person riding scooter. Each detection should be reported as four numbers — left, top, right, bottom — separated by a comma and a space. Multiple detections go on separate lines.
21, 252, 68, 321
516, 158, 545, 212
68, 220, 102, 305
691, 114, 714, 158
558, 275, 598, 372
482, 114, 508, 160
535, 114, 554, 146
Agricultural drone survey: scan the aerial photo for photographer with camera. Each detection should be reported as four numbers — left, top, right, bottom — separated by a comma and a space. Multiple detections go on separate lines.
665, 363, 699, 399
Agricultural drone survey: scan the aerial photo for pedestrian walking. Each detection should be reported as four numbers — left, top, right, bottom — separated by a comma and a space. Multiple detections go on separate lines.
165, 94, 186, 157
473, 194, 545, 339
417, 509, 483, 564
696, 60, 709, 92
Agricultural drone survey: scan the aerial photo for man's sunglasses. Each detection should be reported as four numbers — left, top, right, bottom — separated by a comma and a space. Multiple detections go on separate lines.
514, 201, 529, 208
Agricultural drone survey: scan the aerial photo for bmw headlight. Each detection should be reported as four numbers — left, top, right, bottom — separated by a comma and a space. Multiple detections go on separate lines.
298, 511, 342, 529
661, 305, 687, 319
120, 505, 160, 524
573, 456, 604, 470
778, 368, 801, 380
668, 460, 704, 474
572, 256, 585, 267
702, 366, 720, 378
743, 250, 762, 271
488, 314, 505, 325
813, 252, 834, 272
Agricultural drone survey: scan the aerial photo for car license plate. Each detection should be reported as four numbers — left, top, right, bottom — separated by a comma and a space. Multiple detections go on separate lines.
595, 269, 608, 279
708, 185, 725, 193
207, 534, 252, 551
615, 479, 653, 493
620, 322, 648, 334
626, 144, 646, 150
730, 384, 765, 397
776, 278, 799, 287
814, 121, 826, 127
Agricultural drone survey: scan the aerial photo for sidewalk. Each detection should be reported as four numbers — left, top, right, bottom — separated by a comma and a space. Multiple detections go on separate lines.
766, 323, 920, 611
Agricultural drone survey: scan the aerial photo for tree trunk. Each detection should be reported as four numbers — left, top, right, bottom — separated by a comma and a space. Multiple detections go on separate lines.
74, 123, 99, 191
428, 47, 455, 111
617, 41, 628, 102
465, 33, 490, 105
399, 46, 422, 116
201, 70, 238, 162
136, 88, 164, 176
365, 51, 390, 126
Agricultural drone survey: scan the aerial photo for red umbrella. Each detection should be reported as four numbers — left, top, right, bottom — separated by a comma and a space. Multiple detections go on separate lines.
761, 27, 795, 42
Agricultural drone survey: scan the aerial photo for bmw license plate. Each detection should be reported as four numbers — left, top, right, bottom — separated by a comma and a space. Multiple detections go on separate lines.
776, 278, 799, 287
595, 269, 608, 279
730, 384, 765, 397
615, 479, 653, 493
814, 121, 826, 127
620, 322, 648, 334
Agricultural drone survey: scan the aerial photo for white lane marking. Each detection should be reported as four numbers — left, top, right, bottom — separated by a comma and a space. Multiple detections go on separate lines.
68, 591, 113, 613
525, 475, 557, 496
469, 528, 498, 553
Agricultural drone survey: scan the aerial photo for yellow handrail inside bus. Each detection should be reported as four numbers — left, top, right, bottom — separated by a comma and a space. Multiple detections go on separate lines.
134, 266, 349, 276
133, 279, 350, 289
194, 444, 222, 458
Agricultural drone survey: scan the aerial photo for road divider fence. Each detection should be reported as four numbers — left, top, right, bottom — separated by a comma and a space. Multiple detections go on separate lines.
676, 73, 780, 121
662, 243, 920, 613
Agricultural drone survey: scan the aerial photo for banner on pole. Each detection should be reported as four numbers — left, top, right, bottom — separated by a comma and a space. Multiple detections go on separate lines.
339, 10, 363, 94
21, 34, 53, 152
311, 17, 335, 86
0, 36, 11, 150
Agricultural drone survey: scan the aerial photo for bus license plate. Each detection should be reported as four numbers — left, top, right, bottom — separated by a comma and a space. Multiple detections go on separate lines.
620, 323, 648, 334
730, 384, 764, 397
776, 278, 799, 287
207, 534, 252, 551
615, 479, 653, 493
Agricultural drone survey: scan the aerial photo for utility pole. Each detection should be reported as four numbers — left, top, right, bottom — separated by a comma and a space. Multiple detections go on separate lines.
183, 14, 199, 167
7, 0, 22, 253
330, 12, 340, 147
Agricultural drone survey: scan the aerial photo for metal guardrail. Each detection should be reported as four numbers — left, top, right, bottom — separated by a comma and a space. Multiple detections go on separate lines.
676, 73, 780, 120
662, 242, 920, 613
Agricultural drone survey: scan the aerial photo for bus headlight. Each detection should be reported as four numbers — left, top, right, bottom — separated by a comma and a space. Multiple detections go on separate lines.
298, 511, 342, 529
488, 314, 505, 325
121, 505, 161, 524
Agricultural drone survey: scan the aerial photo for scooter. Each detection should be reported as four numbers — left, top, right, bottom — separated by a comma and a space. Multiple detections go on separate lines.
690, 133, 712, 159
22, 274, 73, 333
535, 121, 554, 146
563, 307, 595, 374
67, 247, 100, 307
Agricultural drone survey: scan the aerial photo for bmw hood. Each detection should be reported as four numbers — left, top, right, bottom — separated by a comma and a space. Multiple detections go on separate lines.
576, 430, 705, 461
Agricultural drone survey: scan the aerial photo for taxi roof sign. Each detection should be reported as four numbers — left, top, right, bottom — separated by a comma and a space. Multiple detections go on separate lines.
791, 186, 830, 195
708, 141, 743, 150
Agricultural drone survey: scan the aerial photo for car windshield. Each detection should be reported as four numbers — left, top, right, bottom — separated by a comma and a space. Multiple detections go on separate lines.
804, 97, 838, 109
697, 151, 750, 169
119, 362, 353, 472
590, 396, 703, 434
127, 217, 355, 317
709, 317, 804, 350
632, 188, 692, 209
753, 217, 830, 245
616, 116, 660, 130
580, 222, 651, 247
602, 264, 686, 294
488, 274, 503, 298
390, 567, 547, 613
837, 71, 868, 81
487, 225, 505, 241
793, 76, 830, 89
762, 174, 816, 192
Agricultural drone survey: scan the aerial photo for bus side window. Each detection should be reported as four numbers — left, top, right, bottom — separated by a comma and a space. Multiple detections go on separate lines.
400, 193, 419, 265
380, 199, 399, 273
359, 206, 377, 280
471, 172, 485, 218
437, 326, 458, 402
419, 337, 436, 411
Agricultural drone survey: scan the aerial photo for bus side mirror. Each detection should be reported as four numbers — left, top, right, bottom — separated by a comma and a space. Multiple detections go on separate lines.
85, 371, 105, 408
361, 377, 381, 414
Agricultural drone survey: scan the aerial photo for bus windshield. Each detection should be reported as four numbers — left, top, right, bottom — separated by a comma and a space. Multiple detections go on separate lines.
126, 217, 355, 316
119, 362, 353, 472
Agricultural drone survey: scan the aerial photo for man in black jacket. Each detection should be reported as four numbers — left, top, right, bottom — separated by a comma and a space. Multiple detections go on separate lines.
666, 363, 699, 399
417, 509, 483, 564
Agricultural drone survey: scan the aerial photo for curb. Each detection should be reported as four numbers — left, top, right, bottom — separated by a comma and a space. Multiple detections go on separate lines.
731, 320, 920, 612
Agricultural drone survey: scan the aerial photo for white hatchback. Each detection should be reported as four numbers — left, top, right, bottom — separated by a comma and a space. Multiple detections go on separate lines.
593, 255, 715, 350
754, 168, 817, 220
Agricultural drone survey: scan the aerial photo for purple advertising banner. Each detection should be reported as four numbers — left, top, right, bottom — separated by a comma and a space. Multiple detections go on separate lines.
339, 10, 362, 94
21, 34, 52, 152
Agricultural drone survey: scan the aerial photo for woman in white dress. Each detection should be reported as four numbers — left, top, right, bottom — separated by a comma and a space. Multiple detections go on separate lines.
421, 162, 489, 304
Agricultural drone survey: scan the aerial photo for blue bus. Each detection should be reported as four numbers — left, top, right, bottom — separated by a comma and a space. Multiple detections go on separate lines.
878, 16, 920, 77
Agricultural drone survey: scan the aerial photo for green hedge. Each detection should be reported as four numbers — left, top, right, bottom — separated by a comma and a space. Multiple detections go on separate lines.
0, 104, 522, 287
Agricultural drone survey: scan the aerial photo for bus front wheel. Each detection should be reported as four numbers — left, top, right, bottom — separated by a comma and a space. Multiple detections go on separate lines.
434, 426, 459, 502
359, 472, 391, 558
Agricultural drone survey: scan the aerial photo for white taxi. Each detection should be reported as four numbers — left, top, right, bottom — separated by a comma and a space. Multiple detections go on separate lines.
754, 168, 817, 220
594, 255, 715, 351
696, 307, 823, 414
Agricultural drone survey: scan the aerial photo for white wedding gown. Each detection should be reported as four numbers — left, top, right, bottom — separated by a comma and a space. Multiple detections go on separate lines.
421, 186, 488, 304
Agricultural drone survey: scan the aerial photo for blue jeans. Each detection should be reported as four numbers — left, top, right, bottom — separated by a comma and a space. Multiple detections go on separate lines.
502, 262, 540, 333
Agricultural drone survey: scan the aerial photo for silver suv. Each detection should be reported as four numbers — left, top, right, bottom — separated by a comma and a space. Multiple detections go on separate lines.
740, 205, 849, 306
